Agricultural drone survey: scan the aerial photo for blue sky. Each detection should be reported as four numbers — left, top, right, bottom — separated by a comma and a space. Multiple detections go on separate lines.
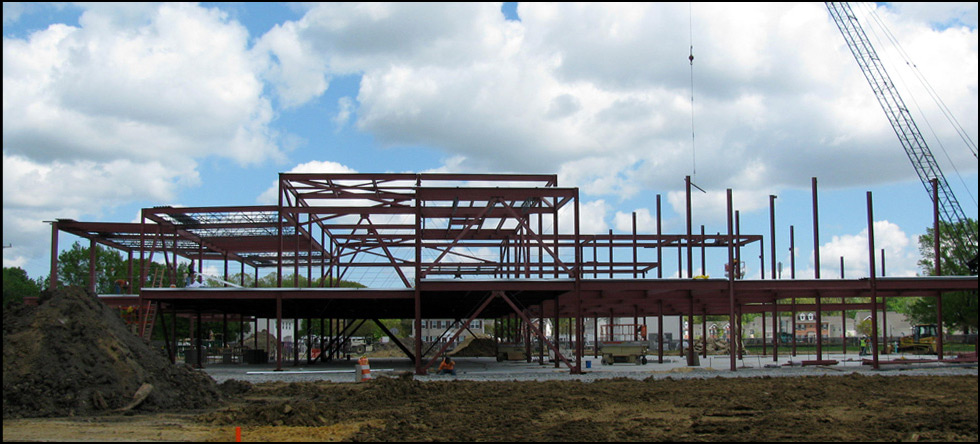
3, 2, 977, 285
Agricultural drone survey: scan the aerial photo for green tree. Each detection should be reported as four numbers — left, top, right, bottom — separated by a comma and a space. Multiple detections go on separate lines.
3, 267, 41, 308
908, 218, 978, 334
55, 241, 129, 293
48, 241, 193, 291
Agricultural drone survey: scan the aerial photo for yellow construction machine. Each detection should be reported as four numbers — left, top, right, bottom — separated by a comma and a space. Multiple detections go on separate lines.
897, 324, 938, 354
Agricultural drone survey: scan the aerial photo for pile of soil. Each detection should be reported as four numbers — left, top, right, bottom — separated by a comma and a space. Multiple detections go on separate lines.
367, 338, 416, 358
241, 330, 279, 353
3, 286, 220, 418
449, 336, 496, 357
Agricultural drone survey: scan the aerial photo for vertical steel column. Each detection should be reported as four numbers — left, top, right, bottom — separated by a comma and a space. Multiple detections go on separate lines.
841, 256, 846, 355
932, 179, 944, 360
812, 177, 823, 361
762, 311, 767, 356
656, 195, 663, 279
293, 318, 299, 366
293, 217, 300, 286
678, 316, 684, 357
89, 238, 97, 293
539, 308, 546, 365
195, 309, 203, 369
687, 292, 695, 366
593, 315, 599, 359
737, 305, 744, 360
277, 174, 284, 288
50, 221, 59, 290
790, 225, 797, 356
727, 189, 736, 371
414, 176, 423, 375
319, 318, 325, 364
571, 188, 580, 375
633, 306, 639, 341
867, 191, 880, 370
275, 295, 283, 371
657, 299, 664, 364
608, 229, 613, 279
686, 175, 693, 279
882, 250, 889, 350
553, 298, 560, 369
772, 298, 779, 361
127, 251, 134, 295
770, 195, 777, 280
701, 305, 707, 359
735, 210, 741, 277
554, 199, 560, 279
633, 212, 638, 278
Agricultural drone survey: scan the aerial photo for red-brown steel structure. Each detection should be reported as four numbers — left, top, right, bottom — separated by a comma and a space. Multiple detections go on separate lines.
47, 173, 978, 375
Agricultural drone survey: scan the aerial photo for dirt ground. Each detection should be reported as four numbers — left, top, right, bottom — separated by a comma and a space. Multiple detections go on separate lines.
4, 288, 977, 441
3, 373, 976, 442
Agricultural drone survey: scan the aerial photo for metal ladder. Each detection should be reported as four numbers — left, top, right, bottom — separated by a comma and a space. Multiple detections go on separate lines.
139, 268, 163, 341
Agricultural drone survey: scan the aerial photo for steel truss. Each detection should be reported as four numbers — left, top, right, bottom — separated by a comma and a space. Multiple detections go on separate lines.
48, 173, 977, 374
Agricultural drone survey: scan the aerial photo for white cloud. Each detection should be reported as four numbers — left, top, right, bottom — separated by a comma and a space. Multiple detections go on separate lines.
256, 160, 358, 204
2, 3, 284, 273
260, 2, 975, 196
814, 220, 918, 278
613, 208, 657, 234
334, 96, 355, 129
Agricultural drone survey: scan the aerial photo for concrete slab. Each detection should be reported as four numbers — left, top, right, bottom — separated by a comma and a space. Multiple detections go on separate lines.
199, 351, 977, 384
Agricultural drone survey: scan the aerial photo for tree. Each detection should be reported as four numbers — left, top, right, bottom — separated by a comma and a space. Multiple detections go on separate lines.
46, 241, 193, 292
54, 241, 129, 293
3, 267, 41, 308
909, 218, 978, 334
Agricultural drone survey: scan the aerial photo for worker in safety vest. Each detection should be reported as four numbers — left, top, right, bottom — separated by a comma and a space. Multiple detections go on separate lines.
438, 356, 456, 376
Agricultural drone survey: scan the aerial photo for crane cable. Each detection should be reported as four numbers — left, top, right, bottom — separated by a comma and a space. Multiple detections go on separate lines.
864, 5, 977, 160
859, 3, 978, 210
688, 3, 697, 179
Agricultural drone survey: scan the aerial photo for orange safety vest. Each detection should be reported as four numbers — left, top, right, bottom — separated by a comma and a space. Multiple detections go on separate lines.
439, 360, 455, 371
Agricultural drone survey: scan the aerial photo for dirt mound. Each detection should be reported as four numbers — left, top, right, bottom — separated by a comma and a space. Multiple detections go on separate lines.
3, 286, 220, 418
449, 336, 496, 357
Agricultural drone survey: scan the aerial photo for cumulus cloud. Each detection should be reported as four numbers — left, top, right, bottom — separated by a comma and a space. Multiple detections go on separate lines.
2, 3, 283, 270
816, 220, 918, 278
257, 160, 358, 205
4, 3, 975, 279
258, 2, 975, 215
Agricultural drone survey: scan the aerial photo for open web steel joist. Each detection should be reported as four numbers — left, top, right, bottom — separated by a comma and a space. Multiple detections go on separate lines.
48, 173, 978, 374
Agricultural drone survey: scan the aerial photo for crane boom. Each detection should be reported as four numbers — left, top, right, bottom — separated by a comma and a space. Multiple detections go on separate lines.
825, 2, 977, 266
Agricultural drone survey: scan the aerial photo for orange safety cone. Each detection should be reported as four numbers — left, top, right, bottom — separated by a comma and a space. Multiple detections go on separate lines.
356, 356, 371, 382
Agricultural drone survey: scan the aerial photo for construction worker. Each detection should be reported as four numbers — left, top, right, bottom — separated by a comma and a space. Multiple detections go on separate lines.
438, 356, 456, 376
188, 275, 205, 288
859, 336, 868, 356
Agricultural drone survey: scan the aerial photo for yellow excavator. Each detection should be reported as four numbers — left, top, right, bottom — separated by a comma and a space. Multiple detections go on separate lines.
897, 324, 939, 354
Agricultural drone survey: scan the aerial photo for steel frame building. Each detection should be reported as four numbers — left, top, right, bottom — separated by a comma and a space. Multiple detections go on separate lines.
48, 173, 977, 374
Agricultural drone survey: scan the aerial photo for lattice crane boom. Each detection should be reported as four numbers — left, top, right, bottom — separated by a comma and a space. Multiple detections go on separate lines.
825, 2, 977, 265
